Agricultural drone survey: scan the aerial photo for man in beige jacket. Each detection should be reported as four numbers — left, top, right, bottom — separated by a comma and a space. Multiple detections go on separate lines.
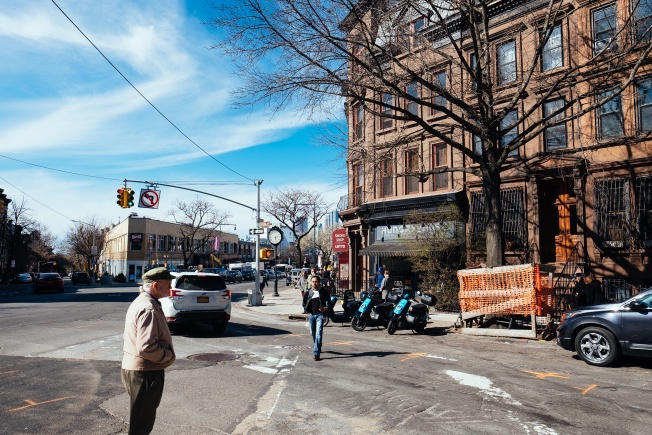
121, 267, 176, 435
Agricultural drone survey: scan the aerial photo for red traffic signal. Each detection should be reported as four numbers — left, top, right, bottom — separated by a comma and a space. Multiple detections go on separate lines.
116, 188, 127, 208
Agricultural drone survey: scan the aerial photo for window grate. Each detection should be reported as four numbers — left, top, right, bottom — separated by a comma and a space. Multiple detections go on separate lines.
595, 178, 629, 248
603, 279, 632, 302
635, 175, 652, 246
469, 188, 526, 252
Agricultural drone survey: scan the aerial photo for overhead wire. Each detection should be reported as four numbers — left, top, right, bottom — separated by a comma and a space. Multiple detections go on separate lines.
49, 0, 255, 184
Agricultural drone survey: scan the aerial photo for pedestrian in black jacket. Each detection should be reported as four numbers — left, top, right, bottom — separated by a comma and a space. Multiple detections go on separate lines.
584, 276, 605, 306
302, 275, 330, 361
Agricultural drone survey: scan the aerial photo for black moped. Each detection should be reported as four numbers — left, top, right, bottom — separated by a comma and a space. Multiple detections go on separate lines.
351, 289, 395, 331
323, 290, 361, 326
387, 292, 436, 334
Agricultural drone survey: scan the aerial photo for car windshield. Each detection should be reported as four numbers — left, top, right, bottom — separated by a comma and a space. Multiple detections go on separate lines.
631, 290, 652, 306
175, 275, 226, 291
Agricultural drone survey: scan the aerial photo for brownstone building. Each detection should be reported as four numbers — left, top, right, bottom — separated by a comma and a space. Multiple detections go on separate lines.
339, 0, 652, 301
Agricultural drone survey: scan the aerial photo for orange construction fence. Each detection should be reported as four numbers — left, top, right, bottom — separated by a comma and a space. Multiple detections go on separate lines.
458, 264, 552, 317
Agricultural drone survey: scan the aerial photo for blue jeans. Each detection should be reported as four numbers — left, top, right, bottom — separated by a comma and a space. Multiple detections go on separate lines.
308, 313, 324, 356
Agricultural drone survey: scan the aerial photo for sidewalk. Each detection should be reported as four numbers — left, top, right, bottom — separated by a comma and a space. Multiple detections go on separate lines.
237, 284, 460, 329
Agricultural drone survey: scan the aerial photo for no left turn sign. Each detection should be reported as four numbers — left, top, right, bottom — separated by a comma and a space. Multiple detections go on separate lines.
138, 189, 160, 209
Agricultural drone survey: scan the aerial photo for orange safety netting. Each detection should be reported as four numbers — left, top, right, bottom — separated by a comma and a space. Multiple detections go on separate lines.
457, 264, 541, 316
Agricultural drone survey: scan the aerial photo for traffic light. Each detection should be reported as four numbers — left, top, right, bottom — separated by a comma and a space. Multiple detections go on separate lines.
116, 188, 128, 208
127, 189, 135, 208
259, 248, 274, 259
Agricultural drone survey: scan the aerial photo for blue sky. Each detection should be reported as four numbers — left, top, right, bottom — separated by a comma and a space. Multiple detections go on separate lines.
0, 0, 347, 242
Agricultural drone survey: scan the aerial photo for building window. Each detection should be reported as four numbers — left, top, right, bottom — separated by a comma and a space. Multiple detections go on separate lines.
497, 40, 517, 84
636, 78, 652, 133
473, 134, 482, 155
635, 175, 652, 246
501, 110, 519, 156
432, 71, 447, 113
406, 82, 419, 116
596, 88, 624, 139
353, 163, 364, 206
634, 0, 652, 43
543, 99, 567, 150
398, 17, 425, 51
594, 178, 629, 248
353, 104, 364, 141
433, 144, 448, 190
469, 188, 526, 252
593, 4, 617, 54
541, 25, 563, 72
147, 234, 155, 251
470, 53, 477, 90
380, 93, 394, 129
406, 149, 420, 194
157, 235, 166, 252
168, 235, 175, 252
381, 157, 394, 197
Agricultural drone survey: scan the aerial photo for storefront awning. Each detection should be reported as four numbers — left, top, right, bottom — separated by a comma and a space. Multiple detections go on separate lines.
359, 241, 418, 257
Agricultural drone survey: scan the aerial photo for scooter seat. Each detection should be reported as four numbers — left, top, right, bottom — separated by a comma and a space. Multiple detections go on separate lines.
409, 303, 429, 316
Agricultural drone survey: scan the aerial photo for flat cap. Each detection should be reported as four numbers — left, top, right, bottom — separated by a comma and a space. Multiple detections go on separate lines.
143, 267, 174, 284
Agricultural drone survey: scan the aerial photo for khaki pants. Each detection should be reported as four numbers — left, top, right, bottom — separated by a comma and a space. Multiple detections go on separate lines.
121, 369, 165, 435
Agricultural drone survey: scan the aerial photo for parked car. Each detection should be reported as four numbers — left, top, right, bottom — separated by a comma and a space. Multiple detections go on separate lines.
33, 273, 64, 293
240, 269, 255, 281
71, 272, 92, 285
556, 289, 652, 366
225, 270, 243, 283
160, 272, 231, 333
17, 273, 33, 284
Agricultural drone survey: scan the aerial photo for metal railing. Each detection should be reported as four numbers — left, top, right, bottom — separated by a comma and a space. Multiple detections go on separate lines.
552, 241, 589, 321
337, 190, 368, 210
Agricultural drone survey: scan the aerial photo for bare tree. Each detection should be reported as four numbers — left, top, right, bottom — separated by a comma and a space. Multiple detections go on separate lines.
167, 197, 231, 267
208, 0, 652, 266
1, 197, 36, 279
64, 217, 106, 275
261, 188, 330, 266
28, 223, 57, 271
315, 223, 344, 266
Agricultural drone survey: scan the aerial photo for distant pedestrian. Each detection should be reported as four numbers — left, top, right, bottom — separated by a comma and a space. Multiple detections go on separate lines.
299, 270, 309, 298
121, 267, 176, 435
572, 272, 588, 308
262, 272, 268, 291
584, 276, 605, 306
380, 270, 392, 300
375, 267, 384, 288
302, 275, 330, 361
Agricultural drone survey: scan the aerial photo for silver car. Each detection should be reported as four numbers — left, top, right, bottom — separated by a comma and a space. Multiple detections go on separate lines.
160, 272, 231, 333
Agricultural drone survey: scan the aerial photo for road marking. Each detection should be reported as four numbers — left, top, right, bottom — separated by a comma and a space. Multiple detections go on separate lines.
574, 384, 598, 395
400, 352, 426, 362
6, 396, 75, 412
426, 354, 458, 362
0, 370, 18, 376
273, 334, 302, 341
445, 370, 522, 406
329, 341, 353, 346
522, 370, 570, 379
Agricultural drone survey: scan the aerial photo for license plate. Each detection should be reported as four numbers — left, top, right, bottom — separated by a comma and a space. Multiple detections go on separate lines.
197, 296, 209, 303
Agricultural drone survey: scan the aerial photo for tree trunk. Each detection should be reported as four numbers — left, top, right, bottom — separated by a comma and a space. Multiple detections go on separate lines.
482, 165, 504, 267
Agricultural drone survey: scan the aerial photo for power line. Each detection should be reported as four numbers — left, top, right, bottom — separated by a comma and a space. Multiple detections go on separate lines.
0, 154, 122, 181
0, 176, 73, 222
50, 0, 255, 184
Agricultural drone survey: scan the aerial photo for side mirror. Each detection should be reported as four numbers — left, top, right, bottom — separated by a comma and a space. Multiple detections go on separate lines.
627, 301, 648, 311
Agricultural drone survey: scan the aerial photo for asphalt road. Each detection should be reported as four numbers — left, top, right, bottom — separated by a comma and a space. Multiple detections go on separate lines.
1, 281, 652, 434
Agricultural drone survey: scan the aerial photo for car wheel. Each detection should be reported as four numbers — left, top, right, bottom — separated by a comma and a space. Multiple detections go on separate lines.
574, 326, 620, 367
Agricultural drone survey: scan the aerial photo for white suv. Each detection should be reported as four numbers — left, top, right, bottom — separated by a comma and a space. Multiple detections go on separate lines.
160, 272, 231, 333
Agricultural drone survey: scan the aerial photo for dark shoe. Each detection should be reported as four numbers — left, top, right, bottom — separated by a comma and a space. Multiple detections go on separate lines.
313, 355, 320, 361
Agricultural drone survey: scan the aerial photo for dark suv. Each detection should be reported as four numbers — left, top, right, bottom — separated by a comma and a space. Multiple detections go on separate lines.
240, 269, 255, 281
556, 289, 652, 366
71, 272, 92, 285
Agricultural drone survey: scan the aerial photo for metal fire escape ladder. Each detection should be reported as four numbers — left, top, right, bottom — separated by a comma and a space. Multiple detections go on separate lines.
552, 241, 590, 321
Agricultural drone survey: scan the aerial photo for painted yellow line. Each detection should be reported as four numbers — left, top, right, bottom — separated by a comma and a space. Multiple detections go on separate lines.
400, 352, 427, 362
581, 384, 598, 395
522, 370, 570, 379
0, 371, 18, 376
329, 341, 353, 346
6, 396, 76, 412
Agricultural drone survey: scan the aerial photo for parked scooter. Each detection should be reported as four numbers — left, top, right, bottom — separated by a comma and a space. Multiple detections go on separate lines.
323, 290, 362, 326
351, 289, 395, 331
387, 292, 436, 334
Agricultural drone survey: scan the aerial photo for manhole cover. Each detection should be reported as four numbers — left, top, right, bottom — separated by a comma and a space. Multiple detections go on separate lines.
187, 352, 238, 362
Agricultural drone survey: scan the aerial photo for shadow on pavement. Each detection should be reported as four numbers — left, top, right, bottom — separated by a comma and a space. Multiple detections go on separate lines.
321, 350, 409, 359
